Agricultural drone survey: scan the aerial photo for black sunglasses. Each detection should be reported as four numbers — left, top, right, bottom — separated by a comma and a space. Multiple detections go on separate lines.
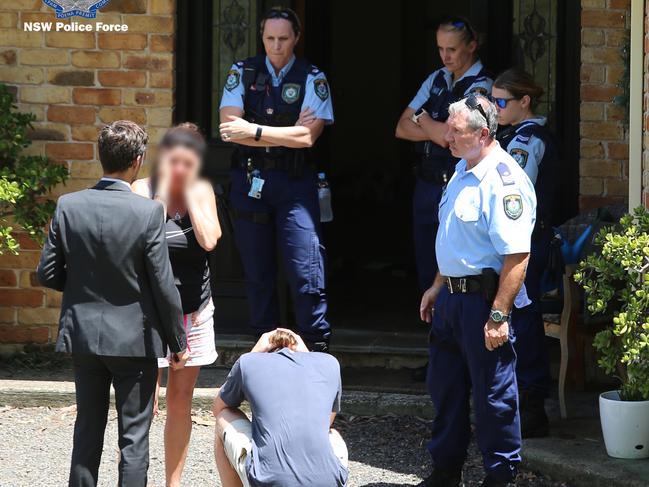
465, 94, 489, 127
265, 9, 296, 22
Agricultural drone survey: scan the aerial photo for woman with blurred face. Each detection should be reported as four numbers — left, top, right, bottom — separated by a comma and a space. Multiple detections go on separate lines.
493, 68, 560, 440
132, 123, 221, 486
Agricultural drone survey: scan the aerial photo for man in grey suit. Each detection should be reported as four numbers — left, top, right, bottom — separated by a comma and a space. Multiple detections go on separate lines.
37, 120, 189, 487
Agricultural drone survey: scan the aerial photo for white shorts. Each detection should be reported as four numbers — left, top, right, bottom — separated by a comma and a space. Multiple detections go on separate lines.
222, 418, 349, 486
158, 299, 218, 368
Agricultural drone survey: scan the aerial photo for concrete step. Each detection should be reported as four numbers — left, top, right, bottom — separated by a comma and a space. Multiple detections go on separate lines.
215, 328, 429, 369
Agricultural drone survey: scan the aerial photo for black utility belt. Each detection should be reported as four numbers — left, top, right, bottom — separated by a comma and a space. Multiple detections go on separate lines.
232, 156, 314, 173
414, 161, 453, 185
444, 269, 499, 303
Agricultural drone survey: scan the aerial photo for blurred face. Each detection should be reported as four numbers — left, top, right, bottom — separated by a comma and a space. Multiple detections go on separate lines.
491, 86, 529, 126
445, 111, 486, 161
262, 18, 299, 69
160, 145, 200, 193
437, 30, 477, 77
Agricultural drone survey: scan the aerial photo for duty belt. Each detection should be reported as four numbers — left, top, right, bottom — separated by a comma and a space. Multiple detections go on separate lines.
232, 155, 314, 173
415, 159, 453, 185
445, 276, 483, 294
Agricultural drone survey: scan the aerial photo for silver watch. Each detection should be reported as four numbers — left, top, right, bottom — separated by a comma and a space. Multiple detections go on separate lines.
489, 309, 510, 323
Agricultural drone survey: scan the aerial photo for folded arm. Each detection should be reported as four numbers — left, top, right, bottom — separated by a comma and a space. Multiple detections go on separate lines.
395, 107, 449, 147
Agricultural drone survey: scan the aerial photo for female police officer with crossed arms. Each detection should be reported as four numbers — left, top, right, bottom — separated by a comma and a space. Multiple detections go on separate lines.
396, 17, 493, 295
219, 7, 334, 351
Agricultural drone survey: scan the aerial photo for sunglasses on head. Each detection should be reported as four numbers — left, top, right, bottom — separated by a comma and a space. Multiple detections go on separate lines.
491, 96, 520, 109
265, 9, 296, 21
465, 94, 489, 127
449, 19, 476, 41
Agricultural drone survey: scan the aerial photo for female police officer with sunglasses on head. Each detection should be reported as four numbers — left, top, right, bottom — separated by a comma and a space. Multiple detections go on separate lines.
492, 68, 561, 438
219, 7, 334, 351
396, 16, 493, 303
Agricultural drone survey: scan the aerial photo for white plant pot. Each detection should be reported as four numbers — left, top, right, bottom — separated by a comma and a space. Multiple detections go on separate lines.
599, 390, 649, 459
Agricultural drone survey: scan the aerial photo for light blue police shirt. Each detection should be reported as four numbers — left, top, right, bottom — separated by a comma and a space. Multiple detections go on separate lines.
407, 60, 493, 110
436, 143, 537, 279
219, 55, 334, 124
505, 116, 547, 185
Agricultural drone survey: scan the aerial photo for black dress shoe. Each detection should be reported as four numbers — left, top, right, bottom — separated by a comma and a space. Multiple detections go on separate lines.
417, 469, 464, 487
519, 389, 549, 438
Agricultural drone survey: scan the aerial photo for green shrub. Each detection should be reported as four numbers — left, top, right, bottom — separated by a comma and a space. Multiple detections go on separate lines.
575, 207, 649, 401
0, 83, 69, 254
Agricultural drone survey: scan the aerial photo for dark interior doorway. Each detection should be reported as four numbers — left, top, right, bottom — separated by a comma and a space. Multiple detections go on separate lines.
175, 0, 581, 338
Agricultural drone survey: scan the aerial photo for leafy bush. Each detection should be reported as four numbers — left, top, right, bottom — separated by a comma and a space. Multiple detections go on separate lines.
0, 83, 68, 254
574, 207, 649, 401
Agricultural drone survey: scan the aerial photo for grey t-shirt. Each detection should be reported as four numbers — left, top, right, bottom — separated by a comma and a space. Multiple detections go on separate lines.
219, 349, 348, 486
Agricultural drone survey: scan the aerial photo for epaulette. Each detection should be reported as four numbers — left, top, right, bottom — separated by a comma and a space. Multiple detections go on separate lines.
311, 65, 321, 75
236, 61, 243, 67
496, 162, 515, 186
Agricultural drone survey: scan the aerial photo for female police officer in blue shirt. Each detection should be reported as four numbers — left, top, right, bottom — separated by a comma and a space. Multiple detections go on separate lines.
396, 17, 493, 294
493, 68, 560, 438
219, 7, 334, 351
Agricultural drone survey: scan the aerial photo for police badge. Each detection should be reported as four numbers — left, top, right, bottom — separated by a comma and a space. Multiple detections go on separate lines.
313, 79, 329, 101
225, 70, 240, 92
281, 83, 301, 104
43, 0, 110, 19
503, 194, 523, 220
509, 148, 529, 169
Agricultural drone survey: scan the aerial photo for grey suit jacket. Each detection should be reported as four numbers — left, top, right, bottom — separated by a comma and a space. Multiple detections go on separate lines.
37, 179, 186, 357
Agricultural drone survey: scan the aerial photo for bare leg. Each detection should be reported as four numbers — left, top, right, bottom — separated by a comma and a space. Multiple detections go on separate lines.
214, 408, 248, 487
164, 365, 200, 487
154, 368, 163, 417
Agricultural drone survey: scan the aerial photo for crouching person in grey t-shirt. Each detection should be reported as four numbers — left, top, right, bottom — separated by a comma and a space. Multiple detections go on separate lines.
212, 328, 349, 487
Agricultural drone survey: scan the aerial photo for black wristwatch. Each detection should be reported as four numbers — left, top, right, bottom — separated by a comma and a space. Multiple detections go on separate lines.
489, 309, 510, 323
254, 125, 263, 141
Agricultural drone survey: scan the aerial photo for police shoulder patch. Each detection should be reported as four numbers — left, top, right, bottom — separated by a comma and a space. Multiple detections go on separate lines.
496, 162, 515, 186
503, 194, 523, 220
225, 69, 240, 91
509, 148, 529, 168
281, 83, 301, 104
313, 78, 329, 101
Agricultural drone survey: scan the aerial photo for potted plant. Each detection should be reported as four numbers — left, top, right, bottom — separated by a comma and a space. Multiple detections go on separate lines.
574, 206, 649, 459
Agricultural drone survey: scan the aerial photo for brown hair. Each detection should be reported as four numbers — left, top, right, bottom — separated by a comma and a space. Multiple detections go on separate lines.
159, 122, 206, 157
260, 6, 301, 37
494, 68, 544, 105
269, 330, 298, 352
98, 120, 148, 173
437, 16, 479, 46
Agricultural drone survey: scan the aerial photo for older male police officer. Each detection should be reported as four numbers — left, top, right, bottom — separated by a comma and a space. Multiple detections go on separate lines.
219, 7, 333, 351
418, 95, 536, 487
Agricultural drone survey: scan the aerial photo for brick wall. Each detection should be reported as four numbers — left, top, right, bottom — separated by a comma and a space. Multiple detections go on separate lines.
0, 0, 176, 350
579, 0, 631, 210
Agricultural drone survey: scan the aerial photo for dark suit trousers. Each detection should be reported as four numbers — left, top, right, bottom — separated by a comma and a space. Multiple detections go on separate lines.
69, 354, 158, 487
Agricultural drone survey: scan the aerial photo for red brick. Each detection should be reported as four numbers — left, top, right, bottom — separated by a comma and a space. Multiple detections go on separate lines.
98, 33, 147, 50
0, 325, 49, 344
123, 54, 172, 71
581, 85, 621, 102
581, 140, 605, 158
608, 142, 629, 159
581, 64, 605, 84
73, 87, 121, 106
149, 71, 172, 88
102, 0, 147, 13
608, 0, 630, 8
46, 143, 94, 161
48, 105, 96, 124
0, 251, 41, 269
581, 121, 624, 140
14, 232, 41, 251
71, 126, 100, 142
0, 289, 43, 307
98, 70, 146, 87
581, 10, 626, 28
150, 34, 173, 52
0, 270, 17, 287
580, 159, 621, 178
580, 195, 625, 212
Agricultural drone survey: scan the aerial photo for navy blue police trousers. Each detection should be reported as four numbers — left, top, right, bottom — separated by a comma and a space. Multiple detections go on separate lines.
413, 178, 443, 291
427, 287, 521, 482
511, 237, 552, 397
230, 168, 330, 344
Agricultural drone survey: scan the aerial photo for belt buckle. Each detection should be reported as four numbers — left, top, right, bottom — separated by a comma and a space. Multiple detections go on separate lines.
459, 278, 467, 293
